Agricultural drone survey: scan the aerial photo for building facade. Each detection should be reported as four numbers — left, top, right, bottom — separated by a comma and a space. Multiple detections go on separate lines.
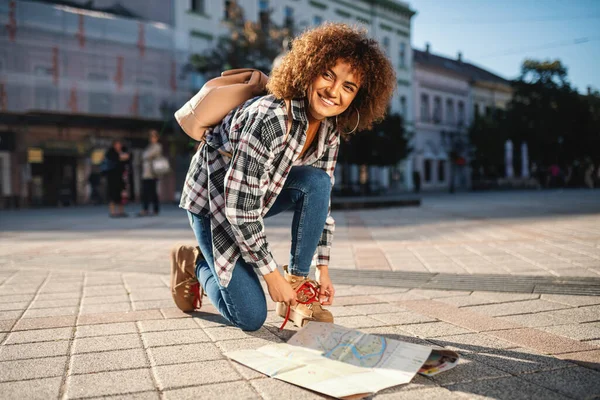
0, 0, 189, 207
412, 45, 512, 191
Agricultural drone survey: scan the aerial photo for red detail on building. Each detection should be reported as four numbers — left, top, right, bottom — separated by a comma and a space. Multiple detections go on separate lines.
114, 56, 124, 89
52, 47, 59, 85
170, 61, 177, 92
6, 1, 17, 42
0, 82, 7, 111
76, 14, 85, 48
455, 157, 466, 166
130, 91, 139, 115
137, 22, 145, 57
68, 86, 78, 112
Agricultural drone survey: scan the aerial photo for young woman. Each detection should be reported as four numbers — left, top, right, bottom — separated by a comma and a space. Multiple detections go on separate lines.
171, 23, 396, 331
139, 130, 163, 216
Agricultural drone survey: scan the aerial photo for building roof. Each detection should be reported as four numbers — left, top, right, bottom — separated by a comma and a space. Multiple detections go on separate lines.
413, 49, 511, 86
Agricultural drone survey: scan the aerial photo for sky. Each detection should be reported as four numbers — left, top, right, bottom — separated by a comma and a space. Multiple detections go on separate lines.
407, 0, 600, 93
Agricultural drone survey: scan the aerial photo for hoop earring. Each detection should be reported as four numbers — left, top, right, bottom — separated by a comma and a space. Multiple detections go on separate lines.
336, 107, 360, 135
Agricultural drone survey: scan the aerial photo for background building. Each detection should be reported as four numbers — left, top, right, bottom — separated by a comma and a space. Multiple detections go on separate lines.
0, 0, 188, 207
412, 44, 512, 192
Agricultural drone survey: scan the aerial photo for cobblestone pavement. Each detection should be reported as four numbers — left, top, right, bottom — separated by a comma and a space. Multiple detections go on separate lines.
0, 190, 599, 399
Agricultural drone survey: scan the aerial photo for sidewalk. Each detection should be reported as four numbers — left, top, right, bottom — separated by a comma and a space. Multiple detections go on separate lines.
1, 190, 599, 399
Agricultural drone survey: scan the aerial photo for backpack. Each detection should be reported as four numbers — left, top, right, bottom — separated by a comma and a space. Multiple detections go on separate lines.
174, 69, 269, 142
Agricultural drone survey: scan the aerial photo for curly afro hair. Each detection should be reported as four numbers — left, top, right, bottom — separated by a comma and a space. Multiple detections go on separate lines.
267, 23, 396, 137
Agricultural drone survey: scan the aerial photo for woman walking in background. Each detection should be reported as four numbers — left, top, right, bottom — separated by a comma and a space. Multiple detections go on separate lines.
171, 23, 396, 331
103, 139, 130, 218
139, 130, 163, 216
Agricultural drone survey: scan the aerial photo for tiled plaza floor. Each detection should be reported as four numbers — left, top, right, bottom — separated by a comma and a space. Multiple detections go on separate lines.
1, 190, 599, 399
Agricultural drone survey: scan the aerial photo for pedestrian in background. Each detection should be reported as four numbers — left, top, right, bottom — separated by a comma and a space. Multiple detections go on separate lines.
102, 140, 130, 218
139, 130, 163, 216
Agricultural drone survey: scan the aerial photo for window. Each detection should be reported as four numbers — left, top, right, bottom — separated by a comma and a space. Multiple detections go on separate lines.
259, 0, 269, 30
382, 37, 390, 54
284, 6, 294, 29
34, 65, 58, 110
224, 0, 232, 20
457, 101, 465, 126
420, 94, 430, 122
446, 99, 454, 125
400, 96, 407, 118
424, 159, 432, 182
313, 15, 323, 25
191, 0, 205, 13
433, 96, 442, 124
399, 42, 406, 67
438, 160, 446, 182
136, 78, 155, 117
88, 72, 111, 114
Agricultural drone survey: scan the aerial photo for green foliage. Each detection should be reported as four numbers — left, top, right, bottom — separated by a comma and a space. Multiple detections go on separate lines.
339, 114, 412, 166
189, 1, 292, 78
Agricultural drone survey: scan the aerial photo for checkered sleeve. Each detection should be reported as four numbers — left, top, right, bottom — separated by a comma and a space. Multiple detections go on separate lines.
224, 115, 278, 276
311, 134, 340, 267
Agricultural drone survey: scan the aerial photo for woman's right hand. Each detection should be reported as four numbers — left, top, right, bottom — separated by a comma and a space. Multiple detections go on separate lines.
263, 270, 297, 306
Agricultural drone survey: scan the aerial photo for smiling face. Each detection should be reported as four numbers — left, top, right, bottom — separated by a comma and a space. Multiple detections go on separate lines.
307, 59, 361, 121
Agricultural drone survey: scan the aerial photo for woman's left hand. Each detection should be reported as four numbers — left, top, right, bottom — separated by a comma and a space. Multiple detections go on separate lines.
316, 266, 335, 305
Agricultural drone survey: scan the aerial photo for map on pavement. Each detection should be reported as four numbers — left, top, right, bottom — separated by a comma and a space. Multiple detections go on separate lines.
226, 322, 459, 399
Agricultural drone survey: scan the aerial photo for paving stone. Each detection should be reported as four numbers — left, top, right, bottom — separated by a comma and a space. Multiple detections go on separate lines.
230, 358, 268, 380
102, 392, 160, 400
154, 359, 240, 390
76, 322, 138, 338
557, 349, 600, 371
410, 289, 472, 299
0, 294, 33, 304
30, 297, 80, 309
138, 318, 200, 332
133, 300, 176, 311
430, 333, 518, 353
148, 342, 222, 365
360, 326, 436, 346
370, 311, 438, 325
216, 337, 282, 353
0, 302, 29, 311
66, 368, 155, 398
250, 377, 326, 400
464, 300, 569, 317
541, 305, 600, 323
73, 333, 141, 354
191, 312, 234, 328
345, 303, 406, 315
333, 295, 383, 306
22, 306, 78, 318
78, 309, 163, 325
376, 386, 462, 399
540, 323, 600, 341
470, 292, 541, 303
0, 340, 70, 361
84, 285, 127, 297
0, 356, 67, 381
5, 327, 72, 344
82, 295, 131, 305
36, 292, 80, 301
204, 326, 277, 342
430, 356, 510, 386
0, 310, 22, 320
446, 375, 571, 399
373, 292, 429, 302
164, 380, 257, 400
519, 366, 600, 399
401, 322, 473, 338
0, 320, 14, 332
71, 348, 148, 374
541, 294, 600, 307
142, 329, 210, 347
80, 302, 132, 315
499, 312, 568, 328
330, 315, 389, 329
0, 377, 62, 399
397, 300, 522, 332
488, 328, 598, 355
436, 295, 498, 308
13, 315, 76, 330
467, 347, 575, 375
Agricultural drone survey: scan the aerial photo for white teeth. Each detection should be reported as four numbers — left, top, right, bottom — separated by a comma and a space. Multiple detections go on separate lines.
319, 95, 335, 106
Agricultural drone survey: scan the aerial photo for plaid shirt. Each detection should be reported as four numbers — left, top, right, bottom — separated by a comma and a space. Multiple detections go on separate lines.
180, 95, 339, 287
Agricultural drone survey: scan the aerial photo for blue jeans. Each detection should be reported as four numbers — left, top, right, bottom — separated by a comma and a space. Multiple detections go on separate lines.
187, 166, 331, 331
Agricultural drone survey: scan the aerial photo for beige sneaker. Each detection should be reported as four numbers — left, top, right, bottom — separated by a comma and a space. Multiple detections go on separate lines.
276, 266, 334, 329
170, 244, 204, 312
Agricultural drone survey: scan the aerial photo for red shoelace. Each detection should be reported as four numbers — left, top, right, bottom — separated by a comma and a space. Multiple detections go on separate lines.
190, 281, 202, 309
279, 280, 320, 331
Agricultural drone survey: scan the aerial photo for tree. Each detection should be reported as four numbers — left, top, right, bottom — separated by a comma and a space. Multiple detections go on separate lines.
468, 110, 507, 179
189, 1, 292, 78
504, 58, 592, 168
339, 114, 412, 167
